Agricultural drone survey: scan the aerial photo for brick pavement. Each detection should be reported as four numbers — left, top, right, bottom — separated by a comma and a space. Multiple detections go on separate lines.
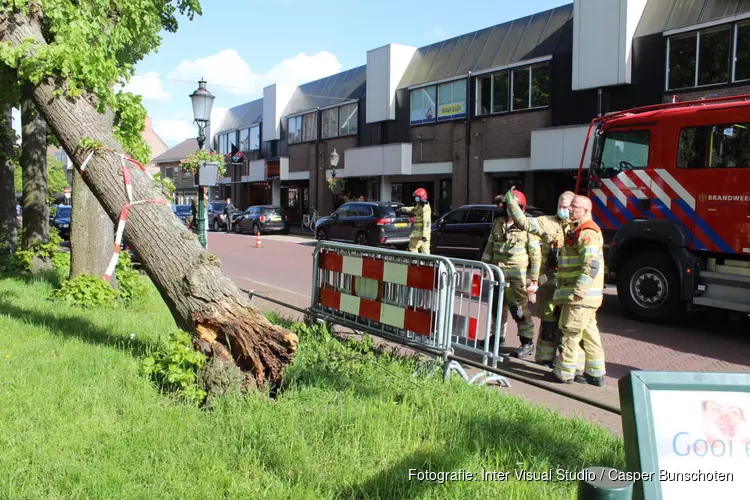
208, 231, 750, 436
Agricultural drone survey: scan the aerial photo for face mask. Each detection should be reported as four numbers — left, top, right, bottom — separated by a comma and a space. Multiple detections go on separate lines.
557, 208, 569, 220
415, 196, 421, 202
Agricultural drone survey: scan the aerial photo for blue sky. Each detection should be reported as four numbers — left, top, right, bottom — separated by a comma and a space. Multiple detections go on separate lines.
14, 0, 571, 149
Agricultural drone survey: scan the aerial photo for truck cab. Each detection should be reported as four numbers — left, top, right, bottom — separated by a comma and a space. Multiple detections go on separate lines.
576, 94, 750, 322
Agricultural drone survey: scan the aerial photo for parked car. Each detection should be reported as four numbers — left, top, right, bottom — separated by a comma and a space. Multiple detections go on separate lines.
233, 205, 290, 235
52, 204, 72, 240
314, 201, 413, 248
207, 201, 239, 231
173, 204, 193, 228
430, 204, 545, 260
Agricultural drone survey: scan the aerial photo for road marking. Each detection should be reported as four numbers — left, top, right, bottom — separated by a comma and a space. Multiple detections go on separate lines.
226, 275, 311, 299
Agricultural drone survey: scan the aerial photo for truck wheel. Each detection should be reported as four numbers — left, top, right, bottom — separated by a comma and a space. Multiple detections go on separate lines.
617, 250, 682, 323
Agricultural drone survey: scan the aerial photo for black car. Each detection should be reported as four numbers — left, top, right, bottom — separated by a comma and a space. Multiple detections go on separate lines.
430, 204, 545, 260
234, 205, 290, 235
52, 204, 72, 240
315, 201, 413, 248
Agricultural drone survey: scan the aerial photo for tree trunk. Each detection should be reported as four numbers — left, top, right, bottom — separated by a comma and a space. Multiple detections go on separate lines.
70, 106, 115, 281
70, 168, 115, 281
20, 87, 49, 249
0, 9, 298, 390
0, 103, 16, 251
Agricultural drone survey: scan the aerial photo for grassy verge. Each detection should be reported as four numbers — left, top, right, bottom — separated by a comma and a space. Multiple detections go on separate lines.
0, 272, 625, 499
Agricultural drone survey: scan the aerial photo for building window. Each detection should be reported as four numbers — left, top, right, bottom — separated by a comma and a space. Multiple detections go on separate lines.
322, 107, 339, 139
239, 128, 250, 151
410, 85, 436, 125
511, 62, 550, 111
667, 25, 731, 90
339, 103, 358, 136
302, 112, 317, 142
287, 116, 302, 144
736, 23, 750, 82
219, 133, 230, 154
436, 79, 466, 121
250, 126, 260, 150
476, 71, 510, 115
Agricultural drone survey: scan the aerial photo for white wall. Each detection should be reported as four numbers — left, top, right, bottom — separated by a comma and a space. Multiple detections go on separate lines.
343, 143, 412, 177
572, 0, 647, 90
530, 124, 594, 171
262, 83, 296, 141
241, 159, 265, 182
483, 158, 531, 173
366, 44, 416, 123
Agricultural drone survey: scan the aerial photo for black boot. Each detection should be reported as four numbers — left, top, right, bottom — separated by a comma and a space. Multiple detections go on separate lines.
511, 341, 534, 358
487, 334, 506, 349
545, 371, 572, 384
585, 374, 605, 387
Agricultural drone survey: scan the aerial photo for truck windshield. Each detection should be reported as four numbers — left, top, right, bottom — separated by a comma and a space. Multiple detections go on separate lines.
593, 129, 650, 178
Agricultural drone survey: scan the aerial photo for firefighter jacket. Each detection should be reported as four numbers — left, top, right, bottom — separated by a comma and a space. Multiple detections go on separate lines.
553, 219, 605, 309
401, 203, 432, 239
506, 198, 570, 280
481, 217, 541, 282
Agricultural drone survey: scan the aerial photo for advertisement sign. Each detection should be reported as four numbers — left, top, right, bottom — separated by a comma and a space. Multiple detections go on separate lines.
266, 162, 280, 180
619, 371, 750, 500
437, 101, 466, 121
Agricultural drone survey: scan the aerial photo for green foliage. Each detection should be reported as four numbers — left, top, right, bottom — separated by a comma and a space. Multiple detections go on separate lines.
181, 149, 227, 177
50, 249, 69, 271
52, 274, 120, 308
115, 250, 147, 305
0, 227, 64, 274
113, 91, 151, 165
153, 172, 176, 200
46, 155, 69, 199
140, 330, 207, 406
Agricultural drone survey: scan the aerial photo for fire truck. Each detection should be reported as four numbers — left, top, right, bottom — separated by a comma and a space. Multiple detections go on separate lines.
575, 94, 750, 323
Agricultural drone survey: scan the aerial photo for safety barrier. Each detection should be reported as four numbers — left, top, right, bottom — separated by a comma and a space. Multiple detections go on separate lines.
444, 259, 511, 387
310, 241, 513, 387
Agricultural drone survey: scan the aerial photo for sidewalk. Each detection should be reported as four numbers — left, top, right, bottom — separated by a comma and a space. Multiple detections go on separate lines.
243, 283, 624, 437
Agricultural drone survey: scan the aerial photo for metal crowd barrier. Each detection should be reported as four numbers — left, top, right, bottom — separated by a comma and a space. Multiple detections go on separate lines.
444, 259, 511, 387
310, 241, 512, 388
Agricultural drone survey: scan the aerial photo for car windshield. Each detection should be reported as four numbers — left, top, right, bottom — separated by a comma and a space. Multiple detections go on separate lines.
174, 205, 192, 215
56, 206, 71, 218
212, 202, 226, 212
594, 129, 650, 177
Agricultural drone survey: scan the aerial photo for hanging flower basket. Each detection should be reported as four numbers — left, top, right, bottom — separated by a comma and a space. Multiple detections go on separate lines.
327, 176, 345, 194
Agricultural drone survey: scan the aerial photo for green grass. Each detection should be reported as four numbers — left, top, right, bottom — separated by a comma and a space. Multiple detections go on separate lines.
0, 271, 625, 499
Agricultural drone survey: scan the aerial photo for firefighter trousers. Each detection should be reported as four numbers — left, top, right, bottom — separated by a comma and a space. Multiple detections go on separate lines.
490, 279, 535, 343
408, 237, 430, 254
553, 304, 606, 382
534, 283, 585, 371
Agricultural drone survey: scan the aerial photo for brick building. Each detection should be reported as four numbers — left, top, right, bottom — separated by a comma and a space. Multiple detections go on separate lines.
212, 0, 750, 219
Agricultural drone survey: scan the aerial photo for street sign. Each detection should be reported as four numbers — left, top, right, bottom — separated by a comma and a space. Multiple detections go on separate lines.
198, 162, 219, 186
619, 371, 750, 499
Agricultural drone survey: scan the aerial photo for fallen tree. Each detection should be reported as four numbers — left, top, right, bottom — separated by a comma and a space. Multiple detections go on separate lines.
0, 4, 298, 390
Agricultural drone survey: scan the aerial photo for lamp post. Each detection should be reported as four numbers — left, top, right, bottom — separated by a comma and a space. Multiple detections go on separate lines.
189, 79, 215, 249
328, 148, 342, 196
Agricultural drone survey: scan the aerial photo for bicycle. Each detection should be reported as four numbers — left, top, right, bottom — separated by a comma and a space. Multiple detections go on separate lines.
301, 208, 319, 232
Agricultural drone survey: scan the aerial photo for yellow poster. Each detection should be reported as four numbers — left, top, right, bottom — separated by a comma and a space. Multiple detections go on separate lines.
438, 102, 465, 118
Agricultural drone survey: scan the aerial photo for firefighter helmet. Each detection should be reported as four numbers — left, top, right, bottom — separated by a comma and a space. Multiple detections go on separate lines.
413, 188, 428, 202
494, 189, 527, 210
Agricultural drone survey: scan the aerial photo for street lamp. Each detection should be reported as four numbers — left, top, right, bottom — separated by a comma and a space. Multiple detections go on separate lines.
329, 148, 340, 178
189, 78, 215, 249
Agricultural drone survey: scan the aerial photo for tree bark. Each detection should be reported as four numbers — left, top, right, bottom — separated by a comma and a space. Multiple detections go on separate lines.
0, 102, 17, 251
0, 8, 298, 389
20, 86, 49, 249
70, 168, 115, 280
70, 106, 115, 281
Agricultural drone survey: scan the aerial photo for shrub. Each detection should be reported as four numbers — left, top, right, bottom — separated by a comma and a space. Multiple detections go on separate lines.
140, 330, 207, 406
0, 227, 65, 274
52, 274, 120, 308
115, 251, 147, 304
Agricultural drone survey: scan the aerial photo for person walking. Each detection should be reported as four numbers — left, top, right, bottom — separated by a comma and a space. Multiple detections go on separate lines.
401, 188, 431, 254
505, 190, 583, 370
224, 197, 236, 233
482, 190, 541, 357
548, 195, 606, 386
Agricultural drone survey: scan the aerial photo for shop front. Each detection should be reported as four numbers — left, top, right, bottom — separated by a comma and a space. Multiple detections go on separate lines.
280, 181, 309, 223
247, 182, 271, 207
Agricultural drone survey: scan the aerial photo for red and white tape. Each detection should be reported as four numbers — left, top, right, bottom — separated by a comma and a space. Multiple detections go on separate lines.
76, 145, 167, 281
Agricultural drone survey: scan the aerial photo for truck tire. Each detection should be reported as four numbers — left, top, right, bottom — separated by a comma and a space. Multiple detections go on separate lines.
617, 250, 682, 323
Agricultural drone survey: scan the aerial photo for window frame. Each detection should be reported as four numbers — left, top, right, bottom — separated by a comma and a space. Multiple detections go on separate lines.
436, 79, 467, 122
339, 103, 358, 137
287, 115, 303, 144
476, 62, 549, 116
409, 85, 437, 125
440, 208, 467, 225
665, 22, 739, 91
239, 128, 250, 151
465, 209, 491, 224
249, 125, 260, 151
321, 107, 339, 139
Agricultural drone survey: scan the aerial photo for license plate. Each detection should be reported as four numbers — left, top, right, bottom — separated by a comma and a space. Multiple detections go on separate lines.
395, 222, 407, 228
270, 216, 281, 221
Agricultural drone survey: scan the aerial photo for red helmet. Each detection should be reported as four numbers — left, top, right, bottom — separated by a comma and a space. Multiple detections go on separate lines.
494, 189, 526, 210
413, 188, 428, 202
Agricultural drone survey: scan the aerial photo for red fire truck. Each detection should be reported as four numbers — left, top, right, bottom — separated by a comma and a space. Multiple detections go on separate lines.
575, 94, 750, 323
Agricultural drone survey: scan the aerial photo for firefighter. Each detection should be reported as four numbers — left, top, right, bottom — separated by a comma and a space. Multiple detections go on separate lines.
549, 195, 606, 387
401, 188, 432, 254
505, 190, 580, 368
482, 190, 541, 357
